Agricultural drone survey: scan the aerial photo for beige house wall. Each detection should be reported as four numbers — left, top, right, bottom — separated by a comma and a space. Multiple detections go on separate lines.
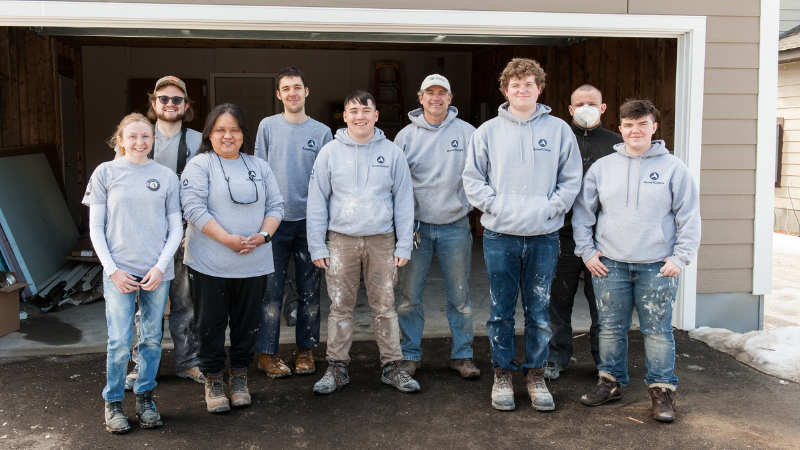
776, 61, 800, 232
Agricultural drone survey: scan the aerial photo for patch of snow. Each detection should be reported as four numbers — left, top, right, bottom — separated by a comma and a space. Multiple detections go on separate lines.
689, 326, 800, 384
767, 234, 800, 329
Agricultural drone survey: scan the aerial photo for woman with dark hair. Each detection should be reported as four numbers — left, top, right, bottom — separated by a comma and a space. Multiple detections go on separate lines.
180, 103, 284, 413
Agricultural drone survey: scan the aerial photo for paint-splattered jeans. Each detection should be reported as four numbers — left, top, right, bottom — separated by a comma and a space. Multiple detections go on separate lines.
483, 229, 559, 374
592, 257, 679, 388
256, 219, 321, 354
103, 274, 169, 402
398, 215, 474, 360
324, 231, 402, 366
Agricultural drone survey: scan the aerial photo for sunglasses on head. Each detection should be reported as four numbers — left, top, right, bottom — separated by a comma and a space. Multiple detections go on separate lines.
157, 96, 185, 106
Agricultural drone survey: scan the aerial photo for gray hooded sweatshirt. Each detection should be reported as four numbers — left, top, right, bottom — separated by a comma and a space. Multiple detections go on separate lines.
462, 102, 582, 236
306, 128, 414, 261
572, 140, 701, 270
394, 106, 476, 225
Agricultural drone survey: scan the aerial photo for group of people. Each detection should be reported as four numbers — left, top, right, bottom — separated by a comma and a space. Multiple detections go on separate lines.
85, 57, 700, 435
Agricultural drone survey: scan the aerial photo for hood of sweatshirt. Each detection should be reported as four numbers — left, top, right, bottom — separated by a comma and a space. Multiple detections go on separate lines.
614, 140, 669, 210
496, 102, 553, 163
407, 106, 459, 131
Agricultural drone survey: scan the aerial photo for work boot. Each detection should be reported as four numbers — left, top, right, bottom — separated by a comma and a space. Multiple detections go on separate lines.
204, 373, 230, 413
176, 366, 206, 384
580, 375, 623, 406
104, 401, 130, 434
229, 368, 251, 407
450, 358, 480, 379
313, 360, 349, 394
135, 389, 163, 428
295, 347, 316, 374
648, 386, 677, 423
258, 353, 292, 378
124, 370, 137, 392
399, 359, 421, 377
491, 368, 515, 411
382, 361, 421, 393
544, 361, 564, 380
526, 368, 555, 411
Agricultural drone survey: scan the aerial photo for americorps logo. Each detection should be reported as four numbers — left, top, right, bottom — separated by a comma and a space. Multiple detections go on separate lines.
302, 139, 319, 153
447, 139, 463, 153
248, 170, 257, 180
182, 179, 188, 187
538, 139, 547, 147
644, 172, 665, 185
377, 156, 385, 164
451, 140, 458, 148
307, 140, 315, 148
146, 179, 161, 191
650, 172, 659, 181
533, 138, 551, 153
372, 155, 390, 169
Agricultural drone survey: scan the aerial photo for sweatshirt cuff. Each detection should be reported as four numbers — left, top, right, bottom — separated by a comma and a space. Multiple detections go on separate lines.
394, 246, 412, 260
667, 255, 686, 271
193, 212, 214, 232
310, 247, 330, 262
580, 249, 599, 264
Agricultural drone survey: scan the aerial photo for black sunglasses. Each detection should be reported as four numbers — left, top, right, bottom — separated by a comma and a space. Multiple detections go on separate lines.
157, 96, 185, 106
216, 154, 258, 205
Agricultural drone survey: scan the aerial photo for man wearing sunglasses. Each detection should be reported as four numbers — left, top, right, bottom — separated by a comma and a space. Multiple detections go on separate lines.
253, 67, 333, 379
115, 76, 205, 390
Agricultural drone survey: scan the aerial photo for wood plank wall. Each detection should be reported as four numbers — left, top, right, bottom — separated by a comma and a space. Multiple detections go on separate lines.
470, 37, 677, 151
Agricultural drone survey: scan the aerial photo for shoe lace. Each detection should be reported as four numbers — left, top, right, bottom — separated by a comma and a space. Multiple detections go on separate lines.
533, 374, 547, 391
108, 401, 125, 416
230, 373, 247, 392
139, 395, 157, 411
391, 362, 412, 383
461, 359, 478, 371
209, 378, 226, 397
323, 364, 345, 390
495, 371, 512, 390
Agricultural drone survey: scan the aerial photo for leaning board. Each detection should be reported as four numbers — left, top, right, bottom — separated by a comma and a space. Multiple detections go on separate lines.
0, 154, 79, 295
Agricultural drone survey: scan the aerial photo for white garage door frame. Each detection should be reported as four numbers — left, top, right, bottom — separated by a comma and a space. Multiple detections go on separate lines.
0, 1, 727, 330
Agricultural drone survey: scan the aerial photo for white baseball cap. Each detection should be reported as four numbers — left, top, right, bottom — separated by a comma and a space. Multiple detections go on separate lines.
420, 74, 451, 93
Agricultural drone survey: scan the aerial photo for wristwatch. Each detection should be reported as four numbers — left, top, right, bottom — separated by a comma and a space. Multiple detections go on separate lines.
259, 231, 271, 244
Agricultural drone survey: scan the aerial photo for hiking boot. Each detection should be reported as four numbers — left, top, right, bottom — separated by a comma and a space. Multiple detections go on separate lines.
313, 360, 349, 394
450, 358, 480, 379
581, 375, 623, 406
204, 373, 230, 413
544, 361, 563, 380
124, 370, 137, 392
295, 347, 316, 374
135, 389, 163, 428
491, 368, 515, 411
648, 386, 677, 423
399, 359, 421, 377
381, 361, 420, 393
526, 368, 555, 411
258, 353, 292, 378
104, 401, 130, 434
176, 366, 206, 384
229, 369, 251, 407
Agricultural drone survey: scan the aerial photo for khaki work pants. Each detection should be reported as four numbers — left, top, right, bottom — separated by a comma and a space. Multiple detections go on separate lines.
325, 231, 402, 366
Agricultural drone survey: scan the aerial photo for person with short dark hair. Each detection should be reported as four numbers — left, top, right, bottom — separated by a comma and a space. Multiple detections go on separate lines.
306, 90, 417, 394
180, 103, 284, 413
252, 66, 333, 379
572, 99, 700, 423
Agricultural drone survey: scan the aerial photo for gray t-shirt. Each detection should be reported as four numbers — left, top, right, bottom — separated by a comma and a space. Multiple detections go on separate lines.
114, 127, 202, 174
82, 158, 181, 280
254, 114, 332, 221
180, 152, 285, 278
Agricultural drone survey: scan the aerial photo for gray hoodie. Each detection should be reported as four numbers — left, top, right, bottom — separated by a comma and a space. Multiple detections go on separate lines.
306, 128, 414, 261
462, 103, 582, 236
394, 106, 476, 225
572, 140, 701, 270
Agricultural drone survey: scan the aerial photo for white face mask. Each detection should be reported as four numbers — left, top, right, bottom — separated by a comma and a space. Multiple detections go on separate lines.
572, 105, 601, 128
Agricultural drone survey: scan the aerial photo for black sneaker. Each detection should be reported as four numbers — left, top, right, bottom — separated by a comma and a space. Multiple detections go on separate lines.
135, 390, 163, 428
104, 401, 130, 434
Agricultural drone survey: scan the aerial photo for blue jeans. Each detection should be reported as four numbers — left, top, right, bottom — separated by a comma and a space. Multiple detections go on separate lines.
397, 215, 474, 360
256, 219, 321, 354
102, 274, 169, 402
592, 257, 679, 388
483, 229, 559, 374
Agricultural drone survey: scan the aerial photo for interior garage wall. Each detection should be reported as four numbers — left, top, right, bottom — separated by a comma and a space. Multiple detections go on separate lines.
81, 46, 472, 175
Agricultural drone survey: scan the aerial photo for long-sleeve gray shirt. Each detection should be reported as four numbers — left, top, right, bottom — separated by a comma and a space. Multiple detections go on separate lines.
180, 152, 284, 278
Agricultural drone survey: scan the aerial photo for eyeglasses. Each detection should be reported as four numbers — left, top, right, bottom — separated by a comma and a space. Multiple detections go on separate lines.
157, 96, 185, 106
216, 154, 258, 205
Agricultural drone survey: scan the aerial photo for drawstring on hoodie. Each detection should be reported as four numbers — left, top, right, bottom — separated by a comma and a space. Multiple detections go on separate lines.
517, 120, 536, 166
624, 157, 643, 210
354, 141, 375, 188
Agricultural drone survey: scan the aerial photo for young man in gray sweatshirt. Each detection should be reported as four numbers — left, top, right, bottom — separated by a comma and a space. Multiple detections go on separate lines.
394, 74, 479, 380
306, 91, 418, 394
463, 58, 582, 412
253, 67, 333, 379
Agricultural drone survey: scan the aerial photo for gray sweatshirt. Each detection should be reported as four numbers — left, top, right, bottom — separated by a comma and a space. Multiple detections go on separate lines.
306, 128, 414, 261
462, 103, 582, 236
394, 106, 476, 225
572, 140, 701, 270
254, 114, 333, 221
180, 152, 284, 278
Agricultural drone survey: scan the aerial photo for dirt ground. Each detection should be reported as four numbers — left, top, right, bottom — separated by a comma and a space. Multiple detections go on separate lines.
0, 332, 798, 450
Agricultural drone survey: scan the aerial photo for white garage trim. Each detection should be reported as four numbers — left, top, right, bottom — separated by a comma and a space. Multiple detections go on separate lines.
0, 1, 707, 329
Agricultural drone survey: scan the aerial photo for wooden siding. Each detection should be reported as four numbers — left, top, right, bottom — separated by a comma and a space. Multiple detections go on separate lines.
776, 61, 800, 233
781, 0, 800, 33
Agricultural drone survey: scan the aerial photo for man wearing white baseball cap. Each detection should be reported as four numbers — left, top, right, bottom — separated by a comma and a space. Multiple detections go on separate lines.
394, 74, 479, 380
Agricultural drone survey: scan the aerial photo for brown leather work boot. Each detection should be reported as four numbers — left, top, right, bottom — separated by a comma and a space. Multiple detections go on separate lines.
450, 358, 480, 379
204, 373, 230, 413
648, 386, 677, 422
229, 368, 251, 407
295, 348, 316, 374
258, 353, 291, 378
399, 359, 421, 377
581, 376, 623, 406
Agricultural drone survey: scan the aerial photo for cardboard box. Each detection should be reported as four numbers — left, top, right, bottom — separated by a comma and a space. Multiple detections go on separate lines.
70, 238, 95, 258
0, 272, 31, 338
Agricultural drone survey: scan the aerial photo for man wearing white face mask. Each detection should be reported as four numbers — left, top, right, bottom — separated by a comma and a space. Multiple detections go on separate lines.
544, 84, 623, 381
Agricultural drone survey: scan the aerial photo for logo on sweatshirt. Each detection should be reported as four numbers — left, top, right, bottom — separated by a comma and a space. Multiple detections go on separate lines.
533, 138, 551, 153
308, 140, 316, 148
372, 155, 390, 169
248, 170, 257, 180
302, 139, 319, 153
377, 156, 385, 164
146, 179, 161, 191
538, 139, 547, 147
644, 172, 665, 185
650, 172, 659, 180
182, 179, 188, 187
447, 139, 464, 153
